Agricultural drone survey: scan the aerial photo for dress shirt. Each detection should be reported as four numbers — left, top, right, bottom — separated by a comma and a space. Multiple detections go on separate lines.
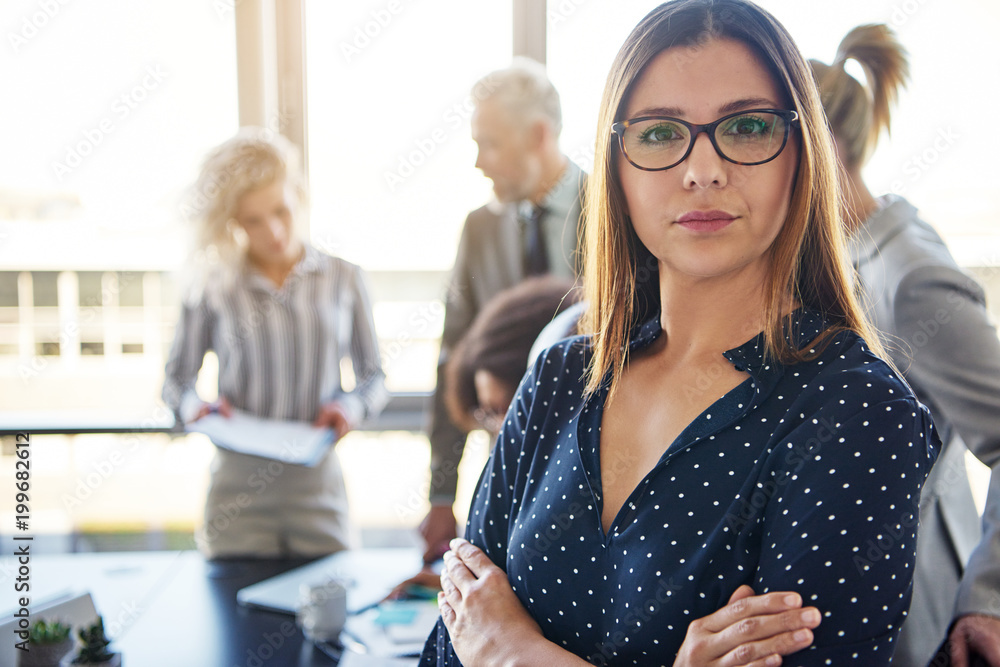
422, 309, 939, 666
516, 159, 584, 281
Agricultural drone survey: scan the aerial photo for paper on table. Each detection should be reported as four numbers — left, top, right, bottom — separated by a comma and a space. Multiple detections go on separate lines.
336, 652, 417, 666
187, 410, 336, 467
341, 600, 439, 659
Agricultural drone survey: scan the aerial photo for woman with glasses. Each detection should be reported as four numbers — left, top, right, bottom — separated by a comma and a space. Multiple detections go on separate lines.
420, 1, 938, 665
812, 26, 1000, 667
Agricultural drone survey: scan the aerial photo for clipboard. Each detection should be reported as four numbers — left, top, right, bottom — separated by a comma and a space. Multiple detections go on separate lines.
187, 409, 337, 467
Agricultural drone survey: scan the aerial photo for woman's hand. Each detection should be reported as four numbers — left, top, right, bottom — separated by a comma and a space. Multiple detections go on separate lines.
312, 402, 354, 437
190, 396, 233, 423
673, 585, 821, 667
438, 537, 546, 667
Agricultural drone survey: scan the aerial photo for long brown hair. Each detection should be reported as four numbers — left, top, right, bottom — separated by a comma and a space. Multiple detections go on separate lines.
581, 0, 886, 399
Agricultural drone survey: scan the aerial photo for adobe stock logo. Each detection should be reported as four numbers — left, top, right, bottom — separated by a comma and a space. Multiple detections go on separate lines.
548, 0, 590, 27
888, 127, 959, 196
7, 0, 72, 54
340, 0, 410, 63
382, 73, 500, 191
889, 0, 931, 27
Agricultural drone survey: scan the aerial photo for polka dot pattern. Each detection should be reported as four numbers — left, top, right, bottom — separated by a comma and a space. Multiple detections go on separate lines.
421, 309, 939, 666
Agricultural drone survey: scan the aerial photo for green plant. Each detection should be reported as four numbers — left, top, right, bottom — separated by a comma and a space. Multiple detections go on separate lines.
28, 619, 71, 644
72, 617, 113, 663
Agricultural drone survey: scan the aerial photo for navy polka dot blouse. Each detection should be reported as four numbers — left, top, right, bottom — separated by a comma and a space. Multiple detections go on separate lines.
421, 309, 939, 666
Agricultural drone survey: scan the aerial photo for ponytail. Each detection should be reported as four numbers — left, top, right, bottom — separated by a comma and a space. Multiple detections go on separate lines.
810, 24, 909, 169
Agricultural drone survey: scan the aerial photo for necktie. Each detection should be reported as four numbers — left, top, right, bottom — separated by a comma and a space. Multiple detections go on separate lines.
523, 205, 548, 276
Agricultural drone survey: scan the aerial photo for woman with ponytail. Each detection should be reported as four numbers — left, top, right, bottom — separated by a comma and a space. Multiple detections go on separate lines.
813, 25, 1000, 667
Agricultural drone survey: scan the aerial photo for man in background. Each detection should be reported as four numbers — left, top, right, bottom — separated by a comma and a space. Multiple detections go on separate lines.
421, 58, 585, 563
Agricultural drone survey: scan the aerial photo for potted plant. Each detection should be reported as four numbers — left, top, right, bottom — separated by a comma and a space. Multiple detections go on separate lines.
18, 619, 73, 667
61, 617, 120, 667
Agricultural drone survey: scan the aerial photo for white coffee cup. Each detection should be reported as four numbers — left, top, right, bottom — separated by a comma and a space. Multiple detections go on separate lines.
296, 579, 348, 643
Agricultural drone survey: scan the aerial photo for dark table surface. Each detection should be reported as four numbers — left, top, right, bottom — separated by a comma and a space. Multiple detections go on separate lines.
2, 549, 423, 666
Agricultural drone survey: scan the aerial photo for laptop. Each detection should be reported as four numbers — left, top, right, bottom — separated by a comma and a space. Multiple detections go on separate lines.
236, 547, 422, 615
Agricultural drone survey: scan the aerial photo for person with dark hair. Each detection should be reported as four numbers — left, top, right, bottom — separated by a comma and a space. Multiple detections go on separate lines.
444, 277, 580, 437
812, 25, 1000, 667
420, 1, 939, 665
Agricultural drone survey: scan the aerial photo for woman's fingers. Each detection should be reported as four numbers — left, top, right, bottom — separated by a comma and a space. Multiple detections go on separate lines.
707, 606, 820, 667
437, 592, 456, 628
440, 566, 462, 603
718, 605, 821, 645
439, 538, 513, 613
677, 589, 820, 667
442, 538, 501, 592
700, 590, 804, 633
727, 585, 757, 605
449, 538, 495, 578
720, 628, 813, 667
441, 549, 478, 599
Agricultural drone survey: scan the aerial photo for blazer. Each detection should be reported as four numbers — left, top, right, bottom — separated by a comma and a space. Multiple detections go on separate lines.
850, 195, 1000, 666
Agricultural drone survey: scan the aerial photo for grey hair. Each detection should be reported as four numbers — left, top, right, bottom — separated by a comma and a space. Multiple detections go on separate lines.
472, 56, 563, 135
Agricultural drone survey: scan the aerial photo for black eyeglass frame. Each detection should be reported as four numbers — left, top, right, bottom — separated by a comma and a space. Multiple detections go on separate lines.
611, 108, 800, 172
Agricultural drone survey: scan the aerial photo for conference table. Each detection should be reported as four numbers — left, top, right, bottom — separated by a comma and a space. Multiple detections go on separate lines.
2, 548, 428, 666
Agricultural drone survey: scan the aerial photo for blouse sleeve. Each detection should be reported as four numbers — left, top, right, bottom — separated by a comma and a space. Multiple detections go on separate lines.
161, 294, 214, 423
755, 396, 938, 666
419, 343, 553, 667
337, 262, 388, 425
464, 337, 567, 565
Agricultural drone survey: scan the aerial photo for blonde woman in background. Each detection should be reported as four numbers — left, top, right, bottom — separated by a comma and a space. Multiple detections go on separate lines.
162, 128, 387, 558
812, 25, 1000, 667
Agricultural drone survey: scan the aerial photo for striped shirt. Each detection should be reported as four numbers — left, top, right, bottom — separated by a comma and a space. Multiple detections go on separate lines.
162, 245, 387, 428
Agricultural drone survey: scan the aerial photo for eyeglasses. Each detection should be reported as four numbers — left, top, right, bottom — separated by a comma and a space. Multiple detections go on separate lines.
611, 108, 799, 171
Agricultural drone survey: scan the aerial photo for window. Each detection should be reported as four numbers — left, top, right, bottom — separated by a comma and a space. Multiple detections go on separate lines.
548, 0, 1000, 269
305, 0, 514, 391
0, 0, 239, 407
0, 273, 17, 356
31, 271, 58, 308
546, 1, 664, 174
0, 1, 241, 548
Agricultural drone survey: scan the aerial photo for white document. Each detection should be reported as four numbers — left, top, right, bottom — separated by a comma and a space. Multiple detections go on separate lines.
187, 410, 336, 467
